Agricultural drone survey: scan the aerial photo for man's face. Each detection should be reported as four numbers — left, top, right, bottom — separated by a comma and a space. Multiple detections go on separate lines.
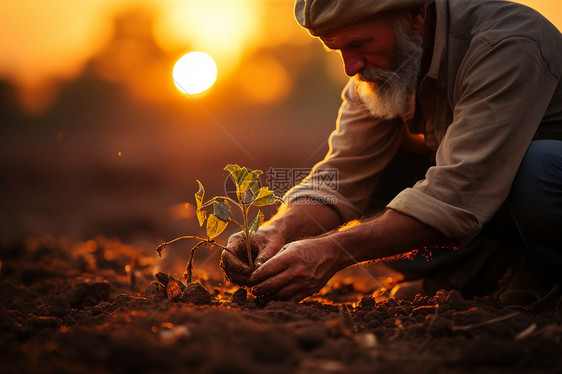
320, 15, 425, 119
320, 16, 399, 77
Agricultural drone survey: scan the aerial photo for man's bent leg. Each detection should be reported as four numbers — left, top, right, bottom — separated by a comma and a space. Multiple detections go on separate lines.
371, 151, 525, 298
507, 139, 562, 283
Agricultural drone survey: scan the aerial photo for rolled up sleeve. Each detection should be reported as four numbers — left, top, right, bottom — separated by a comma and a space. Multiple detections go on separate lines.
285, 79, 406, 222
388, 37, 560, 245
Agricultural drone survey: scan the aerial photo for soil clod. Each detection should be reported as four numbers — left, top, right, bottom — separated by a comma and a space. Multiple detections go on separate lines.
165, 277, 186, 302
359, 296, 376, 308
181, 282, 212, 305
231, 288, 247, 306
143, 281, 166, 300
155, 272, 169, 286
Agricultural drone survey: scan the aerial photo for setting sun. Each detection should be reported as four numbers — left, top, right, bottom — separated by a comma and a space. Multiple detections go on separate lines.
172, 52, 217, 95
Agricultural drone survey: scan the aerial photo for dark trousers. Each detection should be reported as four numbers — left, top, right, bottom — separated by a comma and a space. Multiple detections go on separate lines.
367, 140, 562, 292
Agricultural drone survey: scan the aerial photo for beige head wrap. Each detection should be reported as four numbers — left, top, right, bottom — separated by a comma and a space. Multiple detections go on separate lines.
295, 0, 429, 36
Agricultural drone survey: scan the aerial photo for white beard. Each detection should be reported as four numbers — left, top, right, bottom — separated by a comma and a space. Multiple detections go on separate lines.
354, 21, 424, 120
354, 78, 413, 120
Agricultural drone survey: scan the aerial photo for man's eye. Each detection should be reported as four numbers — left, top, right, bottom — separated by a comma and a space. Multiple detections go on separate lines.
347, 41, 365, 49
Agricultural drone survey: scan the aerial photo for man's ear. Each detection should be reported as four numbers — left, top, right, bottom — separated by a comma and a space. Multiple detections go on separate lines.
401, 5, 427, 34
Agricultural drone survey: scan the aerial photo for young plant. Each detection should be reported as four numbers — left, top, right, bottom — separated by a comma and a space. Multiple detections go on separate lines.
156, 164, 282, 284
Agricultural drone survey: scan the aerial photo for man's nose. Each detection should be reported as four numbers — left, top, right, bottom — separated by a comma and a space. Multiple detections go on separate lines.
341, 51, 365, 77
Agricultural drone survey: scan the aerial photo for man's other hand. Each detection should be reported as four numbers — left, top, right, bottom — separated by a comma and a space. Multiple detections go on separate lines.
220, 226, 286, 286
249, 236, 343, 301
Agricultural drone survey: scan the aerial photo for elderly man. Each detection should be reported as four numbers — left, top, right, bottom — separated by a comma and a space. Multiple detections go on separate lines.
222, 0, 562, 303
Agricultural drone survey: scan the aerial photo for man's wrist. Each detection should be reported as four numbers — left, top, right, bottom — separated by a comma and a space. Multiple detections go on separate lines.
329, 227, 368, 269
257, 198, 342, 248
257, 221, 287, 243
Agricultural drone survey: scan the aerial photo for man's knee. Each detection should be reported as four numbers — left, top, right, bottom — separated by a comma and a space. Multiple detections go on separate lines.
508, 139, 562, 238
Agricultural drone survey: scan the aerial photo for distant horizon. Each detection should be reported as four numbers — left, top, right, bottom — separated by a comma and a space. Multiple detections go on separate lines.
1, 0, 559, 91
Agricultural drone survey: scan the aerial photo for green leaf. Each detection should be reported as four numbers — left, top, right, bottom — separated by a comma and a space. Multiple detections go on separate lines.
235, 167, 249, 202
224, 164, 249, 203
249, 210, 264, 233
206, 214, 228, 239
252, 187, 277, 206
224, 164, 242, 180
236, 167, 249, 185
195, 180, 206, 226
197, 210, 207, 227
213, 198, 230, 221
195, 180, 205, 207
240, 169, 262, 201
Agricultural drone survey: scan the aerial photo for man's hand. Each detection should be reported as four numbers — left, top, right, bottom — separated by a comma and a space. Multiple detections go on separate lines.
220, 225, 286, 286
247, 209, 451, 302
249, 236, 344, 301
220, 200, 342, 287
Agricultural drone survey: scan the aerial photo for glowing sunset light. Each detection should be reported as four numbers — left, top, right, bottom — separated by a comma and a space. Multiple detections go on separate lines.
154, 0, 260, 77
172, 52, 217, 95
0, 0, 559, 109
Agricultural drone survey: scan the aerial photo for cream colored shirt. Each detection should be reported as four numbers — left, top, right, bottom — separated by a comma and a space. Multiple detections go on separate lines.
285, 0, 562, 245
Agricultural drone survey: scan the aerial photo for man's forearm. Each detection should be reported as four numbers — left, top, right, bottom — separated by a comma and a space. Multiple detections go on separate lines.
264, 198, 342, 243
331, 208, 452, 269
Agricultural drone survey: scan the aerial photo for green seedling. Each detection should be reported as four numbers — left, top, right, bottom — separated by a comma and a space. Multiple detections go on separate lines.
156, 164, 283, 283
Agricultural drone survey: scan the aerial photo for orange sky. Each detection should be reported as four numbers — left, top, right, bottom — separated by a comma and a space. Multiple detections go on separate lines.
0, 0, 560, 94
0, 1, 308, 88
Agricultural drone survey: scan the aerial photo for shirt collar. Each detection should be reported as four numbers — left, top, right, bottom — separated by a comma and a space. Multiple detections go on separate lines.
426, 0, 448, 80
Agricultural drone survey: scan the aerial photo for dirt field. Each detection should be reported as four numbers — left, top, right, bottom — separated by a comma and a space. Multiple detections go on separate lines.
1, 236, 561, 374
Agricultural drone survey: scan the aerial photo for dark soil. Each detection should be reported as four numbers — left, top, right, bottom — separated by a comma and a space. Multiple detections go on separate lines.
2, 236, 562, 374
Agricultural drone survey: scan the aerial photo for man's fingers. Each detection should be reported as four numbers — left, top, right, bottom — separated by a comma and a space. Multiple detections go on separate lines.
250, 272, 290, 296
226, 232, 247, 256
253, 277, 311, 302
251, 244, 301, 292
249, 252, 291, 285
253, 245, 281, 269
223, 231, 253, 285
221, 249, 250, 272
220, 250, 251, 286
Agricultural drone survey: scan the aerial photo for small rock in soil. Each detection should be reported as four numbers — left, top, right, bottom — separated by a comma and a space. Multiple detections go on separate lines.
231, 288, 247, 306
359, 296, 376, 308
155, 272, 169, 286
445, 289, 470, 310
166, 278, 186, 302
431, 289, 450, 304
143, 281, 166, 300
180, 282, 212, 305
